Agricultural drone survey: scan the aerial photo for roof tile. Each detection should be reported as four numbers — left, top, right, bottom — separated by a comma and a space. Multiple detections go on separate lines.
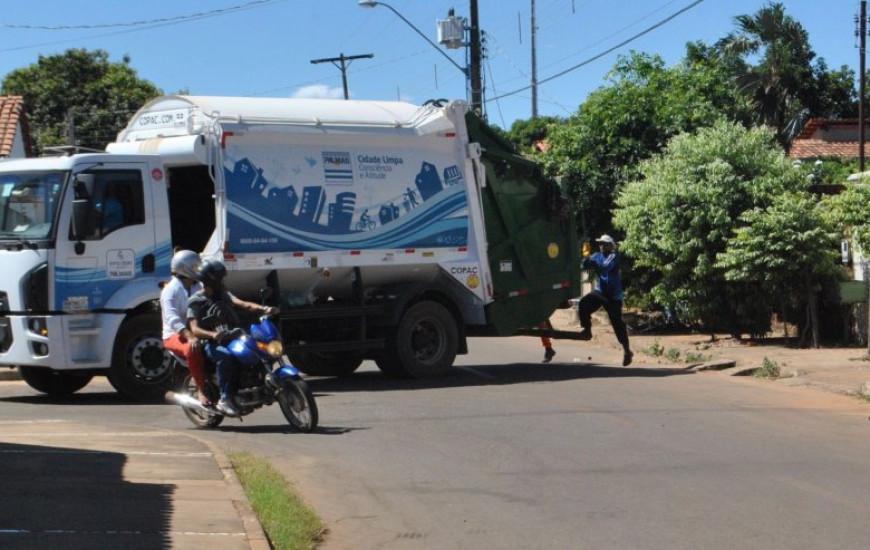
0, 96, 27, 157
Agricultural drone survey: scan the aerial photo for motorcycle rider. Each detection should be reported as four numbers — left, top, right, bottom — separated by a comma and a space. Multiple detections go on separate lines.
160, 250, 208, 404
187, 259, 279, 417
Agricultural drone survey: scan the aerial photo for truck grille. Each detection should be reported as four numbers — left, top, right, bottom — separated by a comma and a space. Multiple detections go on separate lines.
0, 292, 11, 353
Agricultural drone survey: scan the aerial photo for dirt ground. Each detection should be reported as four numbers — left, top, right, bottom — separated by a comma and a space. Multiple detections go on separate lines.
549, 307, 870, 399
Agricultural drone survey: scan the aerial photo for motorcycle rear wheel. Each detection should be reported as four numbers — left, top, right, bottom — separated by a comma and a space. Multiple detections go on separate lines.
278, 377, 318, 433
180, 373, 224, 429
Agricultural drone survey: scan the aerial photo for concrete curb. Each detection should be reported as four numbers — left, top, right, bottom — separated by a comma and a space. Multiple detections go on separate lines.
690, 359, 738, 372
185, 431, 271, 550
0, 367, 20, 381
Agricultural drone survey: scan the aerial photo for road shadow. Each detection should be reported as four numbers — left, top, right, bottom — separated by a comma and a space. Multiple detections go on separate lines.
212, 423, 366, 435
0, 391, 148, 406
0, 441, 172, 549
307, 361, 693, 394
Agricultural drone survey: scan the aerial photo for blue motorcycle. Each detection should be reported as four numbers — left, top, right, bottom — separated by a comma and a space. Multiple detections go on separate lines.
171, 317, 318, 432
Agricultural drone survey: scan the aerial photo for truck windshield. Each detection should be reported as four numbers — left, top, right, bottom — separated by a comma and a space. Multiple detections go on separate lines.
0, 171, 66, 241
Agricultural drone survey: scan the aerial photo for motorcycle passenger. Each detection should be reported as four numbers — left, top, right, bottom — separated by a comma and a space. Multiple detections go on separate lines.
187, 259, 279, 417
160, 250, 208, 405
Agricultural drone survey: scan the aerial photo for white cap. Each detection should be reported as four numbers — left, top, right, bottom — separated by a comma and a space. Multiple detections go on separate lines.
595, 234, 616, 245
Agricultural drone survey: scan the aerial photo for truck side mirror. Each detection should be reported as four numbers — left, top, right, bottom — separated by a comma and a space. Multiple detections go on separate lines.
70, 173, 97, 242
71, 198, 95, 240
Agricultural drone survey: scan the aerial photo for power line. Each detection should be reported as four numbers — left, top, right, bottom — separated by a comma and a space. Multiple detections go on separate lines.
539, 0, 682, 73
0, 0, 282, 30
489, 0, 706, 103
0, 1, 288, 53
486, 33, 571, 114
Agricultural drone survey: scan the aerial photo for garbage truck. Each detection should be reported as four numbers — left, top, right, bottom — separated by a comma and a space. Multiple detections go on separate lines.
0, 96, 580, 400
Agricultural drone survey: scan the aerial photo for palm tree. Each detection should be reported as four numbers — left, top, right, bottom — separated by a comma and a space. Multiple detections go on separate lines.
716, 2, 816, 147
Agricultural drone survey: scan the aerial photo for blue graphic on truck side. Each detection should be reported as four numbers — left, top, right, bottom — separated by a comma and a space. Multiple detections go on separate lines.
54, 241, 172, 311
224, 155, 468, 253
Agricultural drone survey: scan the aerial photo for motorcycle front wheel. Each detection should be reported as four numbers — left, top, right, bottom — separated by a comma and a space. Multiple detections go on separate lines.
278, 376, 318, 433
180, 373, 224, 429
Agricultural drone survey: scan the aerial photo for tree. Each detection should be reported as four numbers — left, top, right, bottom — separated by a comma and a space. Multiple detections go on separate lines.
2, 49, 162, 152
824, 179, 870, 352
717, 2, 856, 146
538, 50, 749, 240
613, 121, 811, 336
504, 116, 561, 155
717, 193, 841, 347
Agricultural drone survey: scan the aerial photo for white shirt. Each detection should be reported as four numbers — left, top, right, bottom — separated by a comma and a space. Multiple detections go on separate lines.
160, 276, 203, 340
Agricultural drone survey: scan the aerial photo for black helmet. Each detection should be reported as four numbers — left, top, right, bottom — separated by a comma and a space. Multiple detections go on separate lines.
196, 259, 228, 289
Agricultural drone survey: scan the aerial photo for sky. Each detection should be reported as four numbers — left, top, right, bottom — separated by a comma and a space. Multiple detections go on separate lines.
0, 1, 863, 130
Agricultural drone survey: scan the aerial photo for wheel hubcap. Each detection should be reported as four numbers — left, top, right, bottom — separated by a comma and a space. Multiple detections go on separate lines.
411, 319, 445, 364
131, 336, 173, 380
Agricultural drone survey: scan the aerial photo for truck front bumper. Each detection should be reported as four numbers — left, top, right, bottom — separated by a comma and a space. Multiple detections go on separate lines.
0, 314, 69, 370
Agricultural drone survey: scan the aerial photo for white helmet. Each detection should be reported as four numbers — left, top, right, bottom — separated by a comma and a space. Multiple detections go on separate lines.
170, 250, 200, 279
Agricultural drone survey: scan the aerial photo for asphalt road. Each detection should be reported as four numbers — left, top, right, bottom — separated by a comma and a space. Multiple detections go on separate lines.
2, 335, 870, 550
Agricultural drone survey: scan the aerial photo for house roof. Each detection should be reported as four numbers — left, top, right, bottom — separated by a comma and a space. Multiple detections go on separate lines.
0, 96, 31, 158
790, 140, 866, 159
789, 118, 867, 160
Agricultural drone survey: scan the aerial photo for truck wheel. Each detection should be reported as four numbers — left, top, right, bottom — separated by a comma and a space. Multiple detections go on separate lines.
18, 366, 93, 396
110, 314, 175, 401
290, 352, 363, 377
378, 301, 458, 378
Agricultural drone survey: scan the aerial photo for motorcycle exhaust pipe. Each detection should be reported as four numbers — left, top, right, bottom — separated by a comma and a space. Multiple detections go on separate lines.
166, 391, 218, 416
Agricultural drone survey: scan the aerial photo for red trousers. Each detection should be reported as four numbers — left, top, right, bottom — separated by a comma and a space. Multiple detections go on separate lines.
539, 321, 552, 348
163, 333, 207, 391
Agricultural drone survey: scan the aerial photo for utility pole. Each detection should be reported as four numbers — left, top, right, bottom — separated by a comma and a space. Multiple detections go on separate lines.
531, 0, 538, 119
469, 0, 483, 115
859, 1, 867, 172
310, 53, 374, 100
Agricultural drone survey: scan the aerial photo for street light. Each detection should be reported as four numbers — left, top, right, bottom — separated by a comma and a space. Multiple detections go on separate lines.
358, 0, 484, 111
358, 0, 467, 76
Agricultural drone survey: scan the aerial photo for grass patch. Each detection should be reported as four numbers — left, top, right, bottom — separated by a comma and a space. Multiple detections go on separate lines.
753, 357, 781, 379
230, 451, 326, 550
665, 348, 681, 361
684, 351, 709, 363
644, 339, 664, 357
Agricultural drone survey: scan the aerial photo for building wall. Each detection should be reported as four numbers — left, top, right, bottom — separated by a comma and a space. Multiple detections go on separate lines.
9, 124, 25, 158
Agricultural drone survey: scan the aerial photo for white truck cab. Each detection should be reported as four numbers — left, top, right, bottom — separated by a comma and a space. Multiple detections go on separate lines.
0, 151, 184, 398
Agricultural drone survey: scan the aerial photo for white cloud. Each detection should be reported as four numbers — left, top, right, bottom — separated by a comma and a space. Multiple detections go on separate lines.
290, 85, 345, 99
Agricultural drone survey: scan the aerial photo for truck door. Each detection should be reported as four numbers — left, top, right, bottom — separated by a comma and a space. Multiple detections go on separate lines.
56, 164, 157, 316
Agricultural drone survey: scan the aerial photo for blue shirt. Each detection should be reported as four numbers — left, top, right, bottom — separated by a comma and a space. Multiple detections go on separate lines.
582, 251, 624, 301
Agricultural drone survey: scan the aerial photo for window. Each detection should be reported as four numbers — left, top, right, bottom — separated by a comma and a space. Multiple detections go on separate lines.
0, 171, 64, 240
71, 170, 145, 240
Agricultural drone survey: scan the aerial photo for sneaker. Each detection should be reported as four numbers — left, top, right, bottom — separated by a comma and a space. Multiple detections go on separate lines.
542, 347, 556, 363
577, 328, 592, 341
622, 350, 634, 367
217, 398, 240, 417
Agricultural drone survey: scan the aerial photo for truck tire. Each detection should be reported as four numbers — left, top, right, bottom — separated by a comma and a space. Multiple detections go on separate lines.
18, 366, 93, 396
110, 314, 175, 401
377, 301, 458, 378
290, 351, 363, 377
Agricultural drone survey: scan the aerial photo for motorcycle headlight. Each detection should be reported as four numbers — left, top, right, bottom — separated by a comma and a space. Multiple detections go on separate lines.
258, 340, 283, 358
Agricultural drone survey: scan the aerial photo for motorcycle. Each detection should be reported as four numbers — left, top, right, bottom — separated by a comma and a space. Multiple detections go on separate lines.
168, 316, 318, 432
